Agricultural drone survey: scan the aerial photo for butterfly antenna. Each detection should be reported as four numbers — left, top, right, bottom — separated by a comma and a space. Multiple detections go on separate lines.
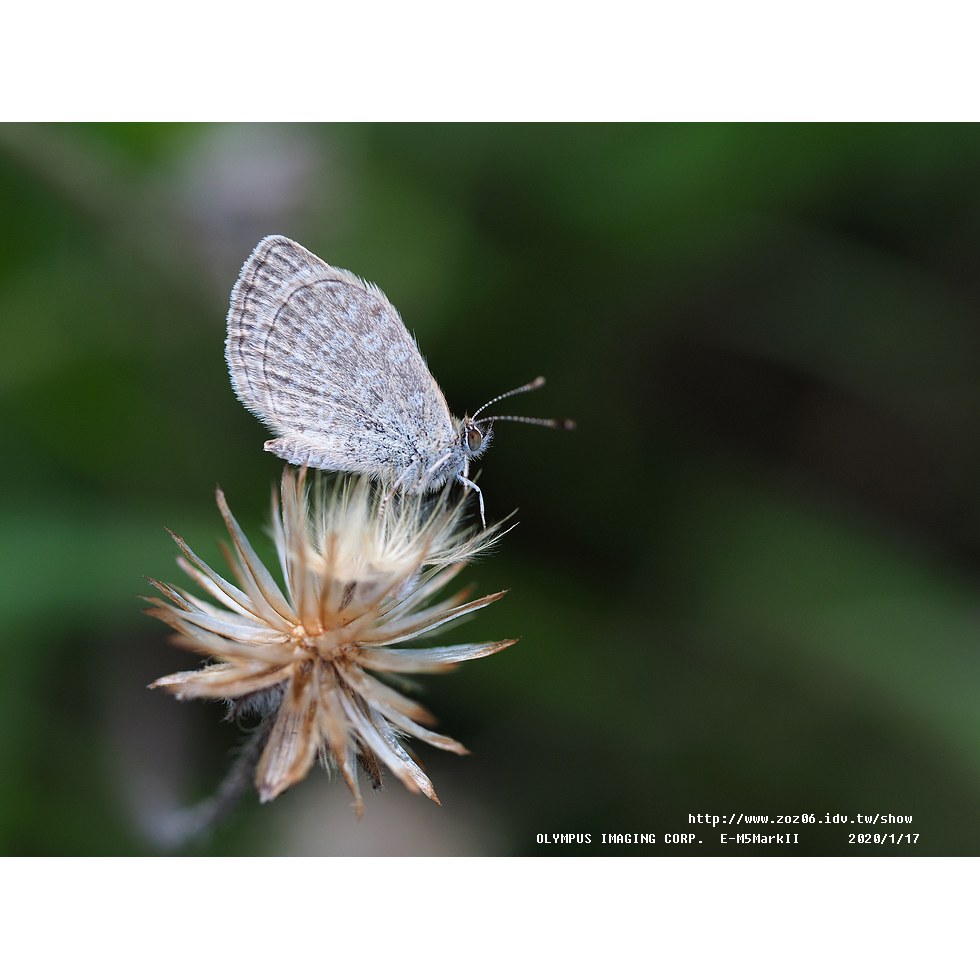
472, 376, 547, 419
480, 413, 576, 429
470, 377, 576, 429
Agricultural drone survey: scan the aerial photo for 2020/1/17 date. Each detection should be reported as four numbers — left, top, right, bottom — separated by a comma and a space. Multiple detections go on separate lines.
848, 833, 920, 845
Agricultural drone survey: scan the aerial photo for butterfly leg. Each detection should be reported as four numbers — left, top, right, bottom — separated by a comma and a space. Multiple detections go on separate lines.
457, 474, 486, 528
380, 462, 420, 521
378, 483, 396, 523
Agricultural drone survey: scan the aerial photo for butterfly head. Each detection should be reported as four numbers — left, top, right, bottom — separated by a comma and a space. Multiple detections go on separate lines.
461, 417, 493, 460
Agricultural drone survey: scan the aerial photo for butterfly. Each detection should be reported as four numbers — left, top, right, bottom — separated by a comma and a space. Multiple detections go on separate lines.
226, 235, 573, 525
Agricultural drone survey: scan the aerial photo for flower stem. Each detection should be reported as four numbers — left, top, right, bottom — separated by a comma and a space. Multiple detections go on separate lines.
146, 713, 274, 850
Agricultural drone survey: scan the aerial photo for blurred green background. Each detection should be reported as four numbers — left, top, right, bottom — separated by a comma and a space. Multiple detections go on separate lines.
2, 123, 979, 855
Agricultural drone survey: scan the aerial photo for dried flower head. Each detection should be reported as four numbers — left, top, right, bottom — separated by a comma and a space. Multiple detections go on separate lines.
147, 468, 514, 816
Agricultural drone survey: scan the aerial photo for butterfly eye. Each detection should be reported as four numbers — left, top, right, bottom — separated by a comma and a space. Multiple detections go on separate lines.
466, 425, 483, 454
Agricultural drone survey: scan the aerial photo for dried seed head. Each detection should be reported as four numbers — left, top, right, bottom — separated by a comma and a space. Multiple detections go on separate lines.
147, 467, 515, 816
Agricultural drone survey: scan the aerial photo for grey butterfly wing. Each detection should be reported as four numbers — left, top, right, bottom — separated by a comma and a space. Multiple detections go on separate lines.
226, 236, 457, 484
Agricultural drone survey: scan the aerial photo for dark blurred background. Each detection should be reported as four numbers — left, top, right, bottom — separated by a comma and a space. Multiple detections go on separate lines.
1, 123, 979, 855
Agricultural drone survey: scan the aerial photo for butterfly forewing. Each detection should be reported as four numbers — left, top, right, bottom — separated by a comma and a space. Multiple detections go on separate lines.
226, 236, 457, 482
